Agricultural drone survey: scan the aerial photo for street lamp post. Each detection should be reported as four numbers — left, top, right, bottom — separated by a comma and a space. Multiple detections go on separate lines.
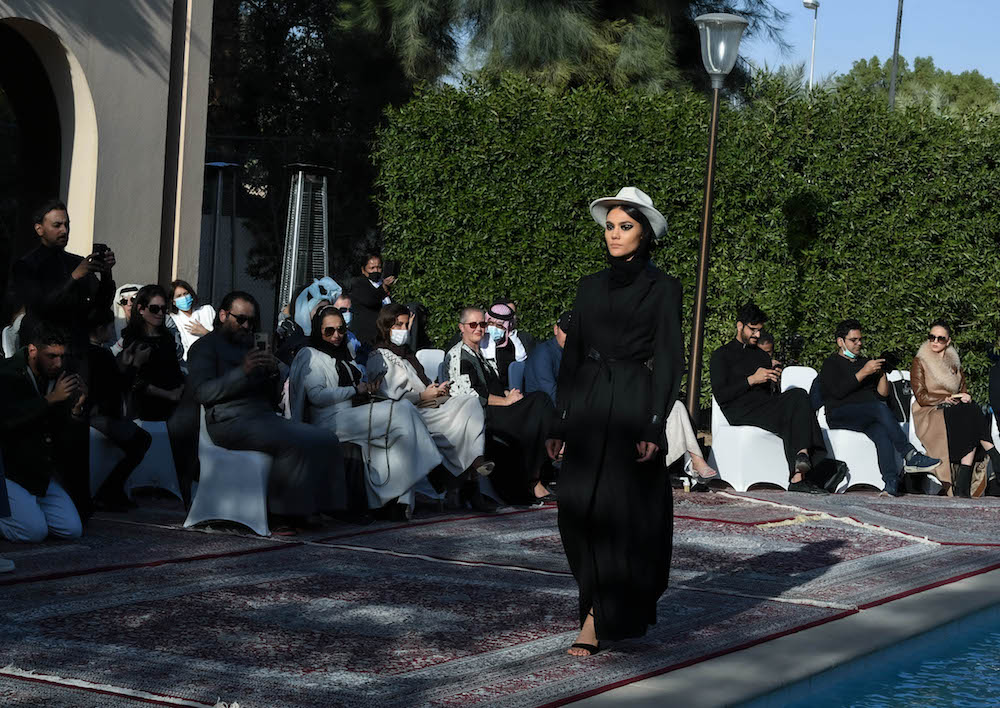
686, 13, 749, 425
803, 0, 820, 92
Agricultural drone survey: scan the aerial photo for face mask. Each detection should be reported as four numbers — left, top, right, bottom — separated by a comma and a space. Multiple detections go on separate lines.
342, 311, 353, 327
174, 294, 193, 312
368, 271, 382, 283
487, 325, 505, 342
842, 348, 857, 360
390, 329, 409, 346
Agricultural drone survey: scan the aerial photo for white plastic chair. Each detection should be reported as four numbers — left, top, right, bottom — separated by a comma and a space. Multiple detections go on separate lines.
708, 396, 789, 491
817, 407, 885, 492
89, 428, 127, 495
779, 366, 818, 394
184, 408, 272, 536
2, 325, 17, 358
507, 360, 526, 391
124, 420, 183, 501
416, 349, 445, 383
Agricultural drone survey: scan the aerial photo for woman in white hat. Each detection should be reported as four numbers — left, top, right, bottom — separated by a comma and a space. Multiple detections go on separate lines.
546, 187, 682, 656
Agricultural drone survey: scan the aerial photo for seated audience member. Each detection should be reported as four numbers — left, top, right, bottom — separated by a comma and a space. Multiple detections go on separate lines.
86, 309, 152, 511
331, 293, 364, 363
118, 285, 198, 498
911, 320, 1000, 497
820, 319, 940, 496
446, 307, 556, 504
664, 402, 719, 487
0, 324, 85, 542
758, 330, 775, 359
276, 278, 339, 365
367, 304, 494, 510
289, 306, 441, 518
710, 302, 827, 494
524, 311, 574, 405
188, 291, 347, 525
169, 279, 215, 361
496, 296, 536, 356
113, 284, 141, 340
350, 254, 394, 346
481, 302, 528, 389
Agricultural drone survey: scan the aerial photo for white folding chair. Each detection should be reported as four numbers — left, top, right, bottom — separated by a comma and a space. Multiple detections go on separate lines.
89, 428, 127, 496
708, 396, 789, 491
507, 360, 526, 391
123, 420, 183, 501
416, 349, 445, 383
779, 365, 818, 393
184, 408, 272, 536
817, 407, 885, 492
1, 325, 17, 358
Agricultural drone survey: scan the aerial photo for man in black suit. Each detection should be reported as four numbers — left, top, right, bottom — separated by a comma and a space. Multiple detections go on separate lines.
187, 291, 348, 522
349, 253, 395, 346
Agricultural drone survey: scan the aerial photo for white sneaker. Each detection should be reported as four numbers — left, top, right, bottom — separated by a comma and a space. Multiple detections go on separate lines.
0, 557, 14, 573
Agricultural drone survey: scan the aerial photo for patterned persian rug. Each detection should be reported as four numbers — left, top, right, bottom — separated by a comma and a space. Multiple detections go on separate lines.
1, 491, 998, 707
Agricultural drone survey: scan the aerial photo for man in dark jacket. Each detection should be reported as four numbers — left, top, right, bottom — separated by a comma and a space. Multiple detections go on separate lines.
709, 302, 826, 494
820, 319, 940, 496
13, 199, 116, 372
0, 323, 87, 542
187, 291, 348, 521
524, 311, 573, 406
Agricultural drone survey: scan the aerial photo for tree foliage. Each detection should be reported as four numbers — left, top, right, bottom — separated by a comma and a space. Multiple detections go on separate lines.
375, 73, 1000, 407
837, 55, 1000, 116
340, 0, 788, 92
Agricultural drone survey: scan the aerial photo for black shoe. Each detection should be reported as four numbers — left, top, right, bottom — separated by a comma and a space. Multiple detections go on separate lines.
690, 481, 713, 493
794, 452, 812, 476
788, 480, 829, 495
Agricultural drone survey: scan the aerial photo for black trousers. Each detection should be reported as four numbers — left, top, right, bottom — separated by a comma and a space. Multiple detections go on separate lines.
91, 415, 152, 498
724, 389, 825, 476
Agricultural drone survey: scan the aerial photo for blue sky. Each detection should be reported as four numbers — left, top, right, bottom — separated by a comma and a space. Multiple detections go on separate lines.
741, 0, 1000, 82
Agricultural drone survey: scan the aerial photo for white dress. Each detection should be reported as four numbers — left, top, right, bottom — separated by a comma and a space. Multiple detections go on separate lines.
169, 305, 216, 360
367, 348, 486, 477
289, 347, 441, 508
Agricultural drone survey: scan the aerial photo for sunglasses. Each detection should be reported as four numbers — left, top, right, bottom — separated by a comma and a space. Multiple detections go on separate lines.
927, 334, 949, 343
323, 326, 347, 336
119, 297, 135, 306
462, 321, 488, 329
145, 304, 166, 315
226, 312, 253, 326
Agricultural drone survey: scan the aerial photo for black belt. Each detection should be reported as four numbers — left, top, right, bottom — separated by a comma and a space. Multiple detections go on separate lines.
587, 348, 653, 372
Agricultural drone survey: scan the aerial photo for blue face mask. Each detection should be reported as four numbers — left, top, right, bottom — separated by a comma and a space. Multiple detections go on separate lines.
174, 294, 194, 312
341, 311, 353, 327
842, 348, 857, 360
487, 325, 505, 342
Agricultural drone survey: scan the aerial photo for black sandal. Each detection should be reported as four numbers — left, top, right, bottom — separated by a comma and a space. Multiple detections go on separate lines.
569, 642, 600, 655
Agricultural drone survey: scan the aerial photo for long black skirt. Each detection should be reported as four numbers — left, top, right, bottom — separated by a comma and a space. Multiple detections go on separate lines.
557, 358, 673, 641
943, 401, 990, 461
485, 391, 555, 504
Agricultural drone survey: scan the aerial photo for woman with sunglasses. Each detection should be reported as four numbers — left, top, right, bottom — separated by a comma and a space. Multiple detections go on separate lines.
288, 306, 441, 519
911, 320, 1000, 496
368, 304, 494, 509
545, 187, 682, 656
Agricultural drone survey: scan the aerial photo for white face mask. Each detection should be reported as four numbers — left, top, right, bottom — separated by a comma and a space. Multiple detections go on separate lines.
487, 325, 505, 342
390, 329, 409, 346
342, 311, 353, 327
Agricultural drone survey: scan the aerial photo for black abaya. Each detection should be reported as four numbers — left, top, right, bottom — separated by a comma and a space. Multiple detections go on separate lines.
554, 264, 683, 642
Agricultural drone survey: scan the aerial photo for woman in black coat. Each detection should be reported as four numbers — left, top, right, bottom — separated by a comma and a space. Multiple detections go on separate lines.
547, 187, 683, 655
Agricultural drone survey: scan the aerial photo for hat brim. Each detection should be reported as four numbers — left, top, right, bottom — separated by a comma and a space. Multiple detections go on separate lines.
590, 198, 667, 240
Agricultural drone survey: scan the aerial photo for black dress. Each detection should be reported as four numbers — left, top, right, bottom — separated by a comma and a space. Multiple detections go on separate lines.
555, 264, 683, 641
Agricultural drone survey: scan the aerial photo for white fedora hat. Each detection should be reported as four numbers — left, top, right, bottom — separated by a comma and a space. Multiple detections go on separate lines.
589, 187, 667, 240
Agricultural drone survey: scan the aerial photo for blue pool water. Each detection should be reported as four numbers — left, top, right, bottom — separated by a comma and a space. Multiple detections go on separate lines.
741, 603, 1000, 708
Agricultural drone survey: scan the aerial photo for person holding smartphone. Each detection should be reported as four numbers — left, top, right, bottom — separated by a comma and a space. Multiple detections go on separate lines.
349, 253, 396, 346
13, 199, 116, 375
911, 320, 1000, 497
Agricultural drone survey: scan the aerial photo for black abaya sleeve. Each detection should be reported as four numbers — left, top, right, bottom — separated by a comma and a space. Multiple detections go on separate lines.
641, 276, 682, 444
710, 344, 749, 405
554, 280, 586, 439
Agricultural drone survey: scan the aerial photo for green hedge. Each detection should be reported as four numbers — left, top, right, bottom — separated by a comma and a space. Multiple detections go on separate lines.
374, 74, 1000, 406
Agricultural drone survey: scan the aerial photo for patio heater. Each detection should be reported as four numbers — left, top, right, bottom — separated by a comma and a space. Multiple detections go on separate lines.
277, 164, 332, 313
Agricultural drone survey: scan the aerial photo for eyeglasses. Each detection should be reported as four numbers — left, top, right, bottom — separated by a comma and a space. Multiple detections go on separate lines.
146, 304, 165, 315
323, 326, 347, 336
462, 321, 488, 329
338, 307, 351, 314
226, 312, 253, 326
846, 337, 863, 343
927, 334, 949, 343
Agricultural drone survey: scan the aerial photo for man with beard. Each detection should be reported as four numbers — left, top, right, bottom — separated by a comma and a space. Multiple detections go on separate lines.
709, 302, 827, 494
0, 323, 87, 542
14, 199, 116, 369
187, 291, 348, 524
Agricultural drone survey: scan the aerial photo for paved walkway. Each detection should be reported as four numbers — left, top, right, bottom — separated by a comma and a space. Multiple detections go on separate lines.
1, 489, 998, 707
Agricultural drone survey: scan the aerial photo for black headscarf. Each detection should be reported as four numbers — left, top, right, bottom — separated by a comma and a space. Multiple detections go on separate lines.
309, 307, 360, 387
606, 233, 652, 289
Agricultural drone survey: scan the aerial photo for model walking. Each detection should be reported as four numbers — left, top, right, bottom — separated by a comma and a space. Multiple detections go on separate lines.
547, 187, 683, 655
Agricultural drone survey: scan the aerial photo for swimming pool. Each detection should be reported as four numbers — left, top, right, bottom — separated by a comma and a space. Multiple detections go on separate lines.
740, 603, 1000, 708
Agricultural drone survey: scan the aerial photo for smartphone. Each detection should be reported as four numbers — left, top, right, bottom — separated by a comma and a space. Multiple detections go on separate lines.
382, 259, 400, 279
92, 243, 109, 255
254, 332, 271, 353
